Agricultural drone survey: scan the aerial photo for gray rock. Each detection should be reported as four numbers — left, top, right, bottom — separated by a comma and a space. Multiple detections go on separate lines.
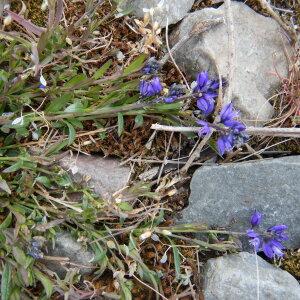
170, 2, 291, 125
120, 0, 194, 28
179, 156, 300, 249
60, 155, 130, 200
43, 232, 95, 278
203, 252, 300, 300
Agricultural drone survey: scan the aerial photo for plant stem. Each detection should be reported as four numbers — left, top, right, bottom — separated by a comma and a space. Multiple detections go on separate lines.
150, 123, 300, 138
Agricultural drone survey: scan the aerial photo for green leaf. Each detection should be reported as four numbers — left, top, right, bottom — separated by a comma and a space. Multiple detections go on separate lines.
118, 202, 133, 212
45, 93, 73, 112
12, 246, 27, 266
33, 269, 53, 298
117, 113, 124, 136
1, 263, 12, 300
134, 114, 143, 127
93, 60, 112, 79
35, 176, 52, 188
120, 282, 132, 300
64, 74, 87, 88
64, 121, 76, 146
47, 140, 68, 155
2, 161, 23, 173
0, 212, 12, 230
67, 118, 83, 129
64, 101, 84, 113
0, 178, 11, 194
168, 238, 181, 280
123, 54, 147, 75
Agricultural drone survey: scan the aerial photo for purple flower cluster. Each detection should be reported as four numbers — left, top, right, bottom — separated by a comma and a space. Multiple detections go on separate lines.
139, 76, 163, 97
247, 211, 288, 259
142, 57, 160, 75
194, 71, 219, 116
217, 103, 247, 155
138, 65, 248, 156
164, 83, 185, 103
140, 59, 185, 102
198, 102, 248, 156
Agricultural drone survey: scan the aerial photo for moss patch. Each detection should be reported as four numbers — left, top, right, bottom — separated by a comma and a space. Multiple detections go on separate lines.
282, 250, 300, 279
10, 0, 46, 27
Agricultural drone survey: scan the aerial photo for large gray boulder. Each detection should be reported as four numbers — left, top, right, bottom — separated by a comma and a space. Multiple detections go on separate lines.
60, 155, 131, 200
120, 0, 195, 28
179, 156, 300, 249
170, 2, 291, 125
203, 252, 300, 300
43, 232, 95, 278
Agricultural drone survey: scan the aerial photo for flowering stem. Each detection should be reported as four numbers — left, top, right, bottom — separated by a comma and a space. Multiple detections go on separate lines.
150, 123, 300, 138
1, 94, 199, 125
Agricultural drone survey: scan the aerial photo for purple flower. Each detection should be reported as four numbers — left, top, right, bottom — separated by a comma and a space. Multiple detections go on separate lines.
250, 211, 262, 227
247, 229, 262, 251
143, 57, 160, 75
246, 211, 288, 259
196, 71, 209, 90
216, 133, 234, 156
197, 120, 212, 136
267, 225, 288, 234
262, 239, 285, 259
193, 72, 219, 114
220, 103, 239, 126
197, 97, 215, 116
268, 225, 289, 242
139, 77, 163, 97
163, 83, 185, 103
250, 237, 262, 252
194, 71, 219, 95
215, 102, 248, 156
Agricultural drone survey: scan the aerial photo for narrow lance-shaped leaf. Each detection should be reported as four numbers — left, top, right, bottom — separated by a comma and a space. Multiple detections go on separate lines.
93, 60, 112, 79
33, 269, 53, 298
64, 121, 76, 146
0, 212, 12, 230
123, 54, 147, 75
1, 263, 12, 300
0, 178, 11, 194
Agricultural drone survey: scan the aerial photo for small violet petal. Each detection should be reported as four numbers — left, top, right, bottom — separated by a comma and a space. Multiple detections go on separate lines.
250, 211, 262, 227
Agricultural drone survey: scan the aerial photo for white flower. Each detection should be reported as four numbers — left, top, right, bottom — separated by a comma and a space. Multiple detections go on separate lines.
39, 74, 47, 88
11, 116, 24, 126
160, 252, 168, 264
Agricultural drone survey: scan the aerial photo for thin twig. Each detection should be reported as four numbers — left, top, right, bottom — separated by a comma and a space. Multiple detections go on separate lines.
132, 274, 168, 300
257, 0, 297, 44
224, 0, 235, 102
165, 16, 190, 90
180, 133, 212, 174
150, 123, 300, 138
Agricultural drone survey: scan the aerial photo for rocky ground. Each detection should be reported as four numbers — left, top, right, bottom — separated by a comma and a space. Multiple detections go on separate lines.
0, 0, 299, 299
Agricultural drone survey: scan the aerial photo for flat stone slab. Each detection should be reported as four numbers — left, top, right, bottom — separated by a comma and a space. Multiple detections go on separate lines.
179, 156, 300, 249
171, 2, 291, 125
203, 252, 300, 300
60, 155, 131, 200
